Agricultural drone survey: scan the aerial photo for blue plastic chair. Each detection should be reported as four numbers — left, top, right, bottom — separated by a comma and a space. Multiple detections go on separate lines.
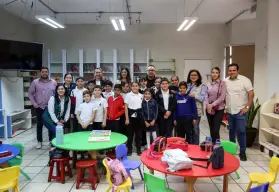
249, 182, 269, 192
115, 144, 144, 189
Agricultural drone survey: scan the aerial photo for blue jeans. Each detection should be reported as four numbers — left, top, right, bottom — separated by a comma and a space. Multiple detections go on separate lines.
192, 116, 201, 145
227, 112, 247, 153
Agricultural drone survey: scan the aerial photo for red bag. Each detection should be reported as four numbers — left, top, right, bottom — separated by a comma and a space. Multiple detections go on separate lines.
168, 140, 188, 151
147, 136, 167, 159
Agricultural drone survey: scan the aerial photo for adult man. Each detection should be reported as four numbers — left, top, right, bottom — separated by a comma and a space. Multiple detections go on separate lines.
28, 67, 57, 149
146, 65, 156, 88
224, 63, 254, 161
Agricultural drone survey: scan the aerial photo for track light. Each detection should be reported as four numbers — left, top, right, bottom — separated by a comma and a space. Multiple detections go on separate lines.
110, 17, 126, 31
177, 17, 198, 31
35, 15, 65, 29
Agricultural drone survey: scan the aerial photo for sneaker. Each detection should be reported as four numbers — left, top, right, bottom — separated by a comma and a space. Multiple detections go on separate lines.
36, 142, 42, 149
127, 151, 132, 156
239, 152, 247, 161
137, 149, 142, 156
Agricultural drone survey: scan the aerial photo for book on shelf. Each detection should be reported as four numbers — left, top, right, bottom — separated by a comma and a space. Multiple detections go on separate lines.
90, 130, 111, 137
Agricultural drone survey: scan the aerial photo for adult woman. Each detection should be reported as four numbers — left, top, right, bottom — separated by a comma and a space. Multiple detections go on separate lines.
63, 73, 76, 97
92, 68, 105, 88
186, 69, 207, 144
42, 84, 71, 143
205, 67, 226, 144
116, 67, 131, 85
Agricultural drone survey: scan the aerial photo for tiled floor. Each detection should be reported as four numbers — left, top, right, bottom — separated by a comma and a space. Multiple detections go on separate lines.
1, 118, 279, 192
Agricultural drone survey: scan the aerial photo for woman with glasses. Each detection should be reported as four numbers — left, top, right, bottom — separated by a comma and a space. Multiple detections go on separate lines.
186, 69, 207, 145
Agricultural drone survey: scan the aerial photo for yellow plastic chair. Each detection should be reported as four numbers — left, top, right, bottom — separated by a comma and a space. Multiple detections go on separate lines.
246, 156, 279, 192
0, 166, 20, 192
102, 158, 132, 192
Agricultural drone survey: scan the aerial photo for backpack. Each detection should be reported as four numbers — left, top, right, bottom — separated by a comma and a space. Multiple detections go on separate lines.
147, 136, 167, 159
191, 146, 224, 169
47, 148, 69, 166
167, 140, 188, 151
106, 157, 129, 188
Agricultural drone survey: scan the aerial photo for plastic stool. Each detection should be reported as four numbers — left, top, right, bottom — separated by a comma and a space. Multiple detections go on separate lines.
76, 160, 99, 190
48, 157, 73, 184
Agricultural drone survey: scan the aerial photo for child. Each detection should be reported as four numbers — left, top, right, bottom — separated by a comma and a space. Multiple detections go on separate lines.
121, 81, 130, 100
103, 80, 114, 100
76, 90, 97, 132
151, 77, 162, 97
87, 80, 96, 95
155, 78, 176, 138
142, 89, 158, 149
174, 81, 198, 143
91, 85, 107, 130
139, 77, 147, 94
169, 75, 179, 94
107, 84, 125, 132
125, 82, 143, 156
70, 77, 87, 132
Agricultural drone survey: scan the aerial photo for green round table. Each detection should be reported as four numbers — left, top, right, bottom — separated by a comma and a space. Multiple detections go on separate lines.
52, 131, 127, 168
52, 131, 127, 151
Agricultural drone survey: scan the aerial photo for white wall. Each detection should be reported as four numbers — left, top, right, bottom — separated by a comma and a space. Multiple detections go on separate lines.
0, 9, 35, 42
35, 23, 227, 80
227, 19, 256, 45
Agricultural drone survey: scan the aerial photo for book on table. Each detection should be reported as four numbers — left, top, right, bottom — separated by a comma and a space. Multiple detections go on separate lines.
88, 130, 111, 142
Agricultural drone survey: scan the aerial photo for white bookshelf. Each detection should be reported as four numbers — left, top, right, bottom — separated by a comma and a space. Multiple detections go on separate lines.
259, 93, 279, 157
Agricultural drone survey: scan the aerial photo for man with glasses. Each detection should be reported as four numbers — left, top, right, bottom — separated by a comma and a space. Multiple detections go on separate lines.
146, 65, 156, 88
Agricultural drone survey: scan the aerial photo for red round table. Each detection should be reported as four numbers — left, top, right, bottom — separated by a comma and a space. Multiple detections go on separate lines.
140, 145, 240, 192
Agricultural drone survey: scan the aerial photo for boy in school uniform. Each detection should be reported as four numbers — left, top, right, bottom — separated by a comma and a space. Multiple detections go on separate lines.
70, 77, 87, 132
77, 90, 97, 131
139, 77, 147, 94
174, 81, 198, 143
107, 84, 125, 132
91, 85, 107, 130
102, 80, 114, 100
155, 77, 176, 138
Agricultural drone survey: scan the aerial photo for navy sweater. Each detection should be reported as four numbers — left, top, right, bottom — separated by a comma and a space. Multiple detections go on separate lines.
174, 93, 198, 120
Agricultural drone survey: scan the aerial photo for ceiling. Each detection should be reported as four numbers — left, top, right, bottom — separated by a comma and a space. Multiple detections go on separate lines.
1, 0, 256, 25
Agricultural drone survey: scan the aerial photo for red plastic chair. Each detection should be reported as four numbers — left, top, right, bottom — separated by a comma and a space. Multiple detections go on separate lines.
48, 157, 73, 184
167, 137, 185, 144
76, 160, 99, 190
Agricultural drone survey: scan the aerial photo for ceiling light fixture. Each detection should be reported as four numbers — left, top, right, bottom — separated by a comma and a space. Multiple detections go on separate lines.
35, 15, 65, 29
110, 17, 126, 31
177, 17, 198, 31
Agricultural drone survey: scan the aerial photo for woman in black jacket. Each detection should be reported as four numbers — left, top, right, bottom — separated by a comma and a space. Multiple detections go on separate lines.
142, 89, 158, 149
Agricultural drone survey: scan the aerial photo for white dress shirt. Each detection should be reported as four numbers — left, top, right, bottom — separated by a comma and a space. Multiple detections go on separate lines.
162, 89, 170, 111
71, 87, 87, 114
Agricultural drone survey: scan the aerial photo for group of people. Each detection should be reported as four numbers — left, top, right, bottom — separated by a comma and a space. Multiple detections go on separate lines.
28, 62, 254, 161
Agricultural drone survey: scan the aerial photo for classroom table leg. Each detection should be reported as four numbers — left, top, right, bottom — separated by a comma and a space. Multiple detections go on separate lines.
223, 174, 228, 192
184, 177, 197, 192
72, 151, 77, 168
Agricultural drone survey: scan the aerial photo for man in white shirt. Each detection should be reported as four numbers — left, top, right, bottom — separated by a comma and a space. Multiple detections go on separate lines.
224, 63, 254, 161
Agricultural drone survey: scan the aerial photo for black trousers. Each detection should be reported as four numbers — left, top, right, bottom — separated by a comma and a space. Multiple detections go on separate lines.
36, 108, 51, 142
127, 118, 142, 152
119, 115, 127, 136
206, 109, 224, 144
107, 120, 120, 133
93, 122, 103, 130
158, 115, 173, 138
176, 116, 194, 144
72, 115, 79, 132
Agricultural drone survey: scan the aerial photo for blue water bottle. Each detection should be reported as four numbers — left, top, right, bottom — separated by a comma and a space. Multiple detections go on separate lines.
56, 125, 64, 145
214, 139, 221, 150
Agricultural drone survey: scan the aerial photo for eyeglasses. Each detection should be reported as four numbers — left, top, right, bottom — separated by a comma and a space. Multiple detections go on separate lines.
190, 74, 198, 77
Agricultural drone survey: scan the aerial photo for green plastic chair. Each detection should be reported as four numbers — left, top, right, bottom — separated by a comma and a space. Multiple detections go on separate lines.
8, 143, 31, 180
220, 140, 240, 179
144, 172, 175, 192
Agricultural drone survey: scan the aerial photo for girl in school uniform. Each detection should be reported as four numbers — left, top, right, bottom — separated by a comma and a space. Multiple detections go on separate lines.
142, 88, 158, 149
125, 82, 143, 156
